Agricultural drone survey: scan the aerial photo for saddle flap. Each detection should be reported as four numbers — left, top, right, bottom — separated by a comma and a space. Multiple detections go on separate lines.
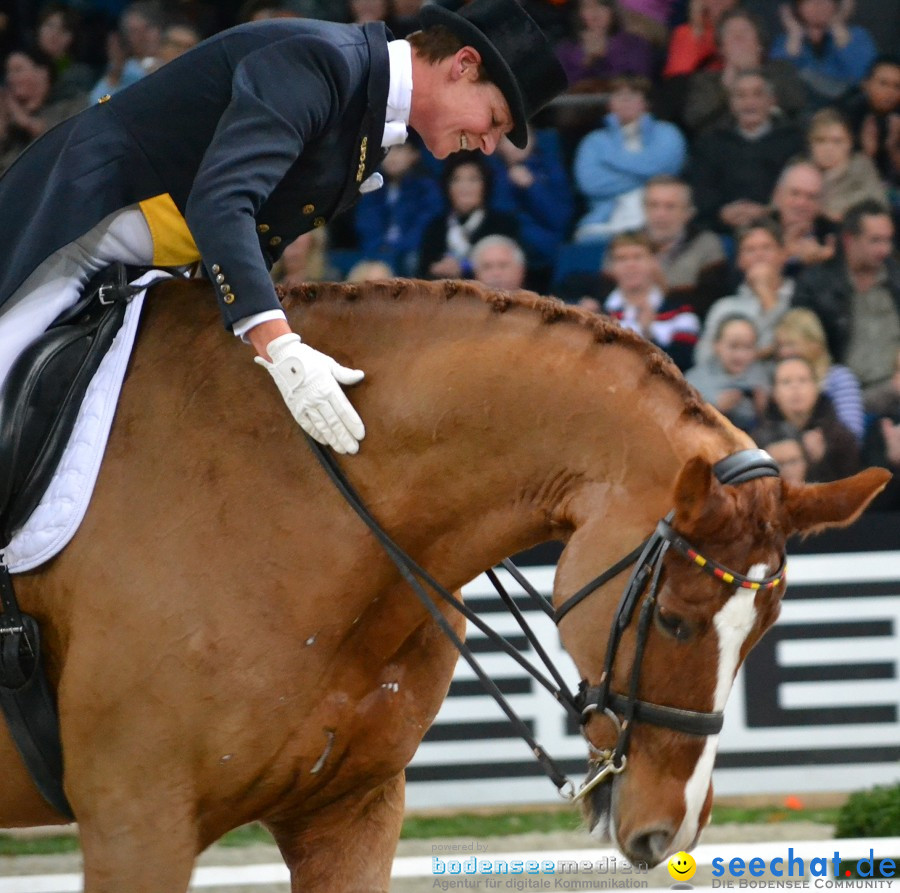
0, 268, 130, 543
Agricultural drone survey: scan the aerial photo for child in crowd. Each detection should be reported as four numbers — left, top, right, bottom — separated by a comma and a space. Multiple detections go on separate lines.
686, 313, 768, 431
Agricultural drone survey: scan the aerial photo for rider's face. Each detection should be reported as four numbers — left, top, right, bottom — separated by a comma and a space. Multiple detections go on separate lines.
411, 49, 513, 160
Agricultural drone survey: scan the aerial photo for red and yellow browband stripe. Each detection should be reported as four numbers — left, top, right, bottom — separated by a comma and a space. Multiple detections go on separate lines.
656, 520, 787, 590
682, 546, 785, 590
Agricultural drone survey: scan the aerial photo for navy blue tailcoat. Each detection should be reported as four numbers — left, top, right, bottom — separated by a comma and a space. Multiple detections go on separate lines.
0, 19, 390, 329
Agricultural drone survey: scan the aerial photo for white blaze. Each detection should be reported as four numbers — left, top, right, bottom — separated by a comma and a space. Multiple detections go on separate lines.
670, 565, 766, 854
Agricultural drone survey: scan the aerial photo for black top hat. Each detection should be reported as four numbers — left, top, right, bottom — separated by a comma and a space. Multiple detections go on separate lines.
419, 0, 569, 149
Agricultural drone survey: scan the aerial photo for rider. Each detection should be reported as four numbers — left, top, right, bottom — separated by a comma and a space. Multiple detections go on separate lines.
0, 0, 567, 454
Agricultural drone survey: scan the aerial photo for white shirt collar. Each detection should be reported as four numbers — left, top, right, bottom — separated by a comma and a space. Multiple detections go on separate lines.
605, 287, 664, 316
383, 39, 413, 148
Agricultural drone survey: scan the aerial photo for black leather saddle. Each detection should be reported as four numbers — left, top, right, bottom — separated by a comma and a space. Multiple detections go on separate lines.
0, 264, 142, 544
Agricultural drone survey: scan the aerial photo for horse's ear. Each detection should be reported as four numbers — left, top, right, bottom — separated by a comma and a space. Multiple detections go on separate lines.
783, 468, 891, 536
673, 456, 732, 534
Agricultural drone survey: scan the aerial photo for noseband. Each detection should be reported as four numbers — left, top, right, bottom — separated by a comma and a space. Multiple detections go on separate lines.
308, 442, 786, 800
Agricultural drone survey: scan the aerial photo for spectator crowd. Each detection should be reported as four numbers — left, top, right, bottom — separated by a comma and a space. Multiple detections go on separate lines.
1, 0, 899, 506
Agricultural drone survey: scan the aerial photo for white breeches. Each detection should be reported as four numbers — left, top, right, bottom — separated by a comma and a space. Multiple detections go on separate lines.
0, 206, 154, 388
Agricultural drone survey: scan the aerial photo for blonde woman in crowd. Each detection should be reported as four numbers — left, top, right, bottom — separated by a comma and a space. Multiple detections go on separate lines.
774, 307, 865, 441
807, 107, 887, 222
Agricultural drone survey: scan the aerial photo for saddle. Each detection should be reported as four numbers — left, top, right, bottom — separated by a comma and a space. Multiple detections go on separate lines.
0, 263, 147, 819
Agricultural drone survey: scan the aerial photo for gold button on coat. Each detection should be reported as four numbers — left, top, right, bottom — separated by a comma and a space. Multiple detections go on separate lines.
223, 293, 235, 304
302, 204, 315, 215
98, 94, 111, 103
215, 273, 225, 283
257, 223, 270, 233
313, 217, 326, 228
269, 236, 282, 247
211, 264, 221, 274
220, 283, 230, 293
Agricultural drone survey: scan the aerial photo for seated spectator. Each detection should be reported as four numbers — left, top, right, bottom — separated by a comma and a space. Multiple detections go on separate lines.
554, 0, 656, 88
840, 55, 900, 187
753, 420, 810, 484
602, 231, 700, 371
683, 8, 808, 135
861, 348, 900, 509
418, 152, 519, 280
488, 127, 574, 293
642, 175, 729, 317
345, 259, 395, 283
355, 141, 443, 277
89, 2, 166, 103
695, 221, 793, 364
690, 70, 805, 232
758, 356, 860, 481
686, 313, 768, 431
471, 235, 528, 291
774, 307, 865, 440
36, 4, 96, 101
807, 108, 887, 222
772, 0, 877, 107
573, 75, 687, 243
765, 160, 837, 276
662, 0, 739, 78
0, 45, 87, 176
792, 200, 900, 409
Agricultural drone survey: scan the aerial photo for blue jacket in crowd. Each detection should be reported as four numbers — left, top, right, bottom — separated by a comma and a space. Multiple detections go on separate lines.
355, 170, 444, 276
487, 129, 574, 273
573, 112, 687, 233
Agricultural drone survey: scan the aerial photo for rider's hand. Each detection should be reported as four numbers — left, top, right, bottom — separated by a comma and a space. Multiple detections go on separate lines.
255, 333, 365, 454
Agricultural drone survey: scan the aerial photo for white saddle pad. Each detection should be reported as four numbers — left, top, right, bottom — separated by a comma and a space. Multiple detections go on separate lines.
6, 271, 171, 572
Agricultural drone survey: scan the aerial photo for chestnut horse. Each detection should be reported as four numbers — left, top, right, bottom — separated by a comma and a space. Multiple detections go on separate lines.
0, 278, 888, 892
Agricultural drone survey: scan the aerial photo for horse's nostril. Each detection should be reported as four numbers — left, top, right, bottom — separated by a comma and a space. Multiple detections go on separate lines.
625, 826, 674, 868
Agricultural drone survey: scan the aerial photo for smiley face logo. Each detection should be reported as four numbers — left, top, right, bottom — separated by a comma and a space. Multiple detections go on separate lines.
668, 850, 697, 881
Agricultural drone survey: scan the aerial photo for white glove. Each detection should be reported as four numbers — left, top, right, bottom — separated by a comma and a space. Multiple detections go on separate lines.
255, 333, 365, 454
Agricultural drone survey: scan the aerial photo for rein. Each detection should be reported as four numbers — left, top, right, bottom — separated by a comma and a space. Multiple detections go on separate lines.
307, 440, 784, 800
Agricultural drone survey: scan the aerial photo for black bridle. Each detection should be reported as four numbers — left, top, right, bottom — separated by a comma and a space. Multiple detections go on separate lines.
307, 441, 785, 800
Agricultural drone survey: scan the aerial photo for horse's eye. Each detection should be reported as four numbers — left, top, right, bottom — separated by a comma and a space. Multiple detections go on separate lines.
655, 607, 691, 641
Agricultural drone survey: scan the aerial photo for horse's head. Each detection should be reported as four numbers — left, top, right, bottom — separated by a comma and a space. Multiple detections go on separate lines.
554, 454, 890, 868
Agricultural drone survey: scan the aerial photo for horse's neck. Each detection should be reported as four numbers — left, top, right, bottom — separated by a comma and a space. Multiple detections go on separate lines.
290, 287, 745, 588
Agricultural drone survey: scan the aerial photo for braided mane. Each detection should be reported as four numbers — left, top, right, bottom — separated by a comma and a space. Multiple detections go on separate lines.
278, 278, 718, 427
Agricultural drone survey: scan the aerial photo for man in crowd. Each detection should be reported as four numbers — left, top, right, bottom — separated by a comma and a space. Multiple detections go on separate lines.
793, 199, 900, 410
690, 70, 805, 232
601, 231, 700, 372
642, 175, 728, 318
766, 160, 837, 276
471, 234, 527, 291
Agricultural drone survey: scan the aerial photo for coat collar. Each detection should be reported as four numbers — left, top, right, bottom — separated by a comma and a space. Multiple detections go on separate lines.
336, 22, 391, 212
